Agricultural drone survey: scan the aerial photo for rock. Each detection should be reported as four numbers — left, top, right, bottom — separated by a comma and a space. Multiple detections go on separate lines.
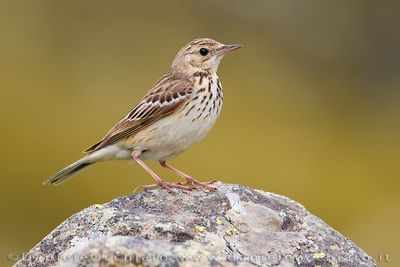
15, 182, 376, 267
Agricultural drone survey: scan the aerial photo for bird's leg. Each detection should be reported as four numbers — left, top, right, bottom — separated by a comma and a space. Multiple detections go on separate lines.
159, 161, 216, 190
132, 151, 191, 191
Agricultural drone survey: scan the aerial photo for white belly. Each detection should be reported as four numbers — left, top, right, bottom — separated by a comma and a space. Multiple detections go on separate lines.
133, 106, 220, 160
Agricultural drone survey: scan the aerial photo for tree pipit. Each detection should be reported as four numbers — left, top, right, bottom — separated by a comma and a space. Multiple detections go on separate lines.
43, 38, 241, 192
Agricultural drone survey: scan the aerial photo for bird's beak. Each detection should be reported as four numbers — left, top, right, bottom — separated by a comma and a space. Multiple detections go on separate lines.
215, 44, 242, 56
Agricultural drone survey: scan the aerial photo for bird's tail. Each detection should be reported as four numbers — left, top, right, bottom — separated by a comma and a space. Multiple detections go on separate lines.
43, 157, 94, 185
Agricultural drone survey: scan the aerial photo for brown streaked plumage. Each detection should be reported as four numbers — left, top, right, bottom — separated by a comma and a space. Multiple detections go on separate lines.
84, 73, 193, 153
43, 38, 241, 191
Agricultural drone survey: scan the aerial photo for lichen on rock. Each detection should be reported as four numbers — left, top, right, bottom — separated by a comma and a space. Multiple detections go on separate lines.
15, 182, 376, 267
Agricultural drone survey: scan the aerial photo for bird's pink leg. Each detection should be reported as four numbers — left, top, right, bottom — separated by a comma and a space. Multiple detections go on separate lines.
132, 151, 191, 191
159, 161, 216, 190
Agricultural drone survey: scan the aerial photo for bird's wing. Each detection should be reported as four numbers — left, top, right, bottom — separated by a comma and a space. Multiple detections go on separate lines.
84, 74, 193, 153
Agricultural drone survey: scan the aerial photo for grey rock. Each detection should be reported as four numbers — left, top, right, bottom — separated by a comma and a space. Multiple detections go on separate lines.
15, 182, 376, 267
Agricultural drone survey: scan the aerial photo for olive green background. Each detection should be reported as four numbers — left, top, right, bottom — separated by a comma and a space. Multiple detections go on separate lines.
1, 1, 399, 265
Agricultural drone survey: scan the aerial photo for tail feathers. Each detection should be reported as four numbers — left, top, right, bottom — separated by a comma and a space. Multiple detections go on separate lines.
43, 158, 94, 185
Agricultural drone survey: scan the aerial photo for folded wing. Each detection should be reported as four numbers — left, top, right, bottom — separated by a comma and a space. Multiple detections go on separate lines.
84, 73, 193, 153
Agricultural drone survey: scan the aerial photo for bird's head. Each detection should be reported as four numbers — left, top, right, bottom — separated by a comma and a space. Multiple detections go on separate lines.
171, 38, 241, 75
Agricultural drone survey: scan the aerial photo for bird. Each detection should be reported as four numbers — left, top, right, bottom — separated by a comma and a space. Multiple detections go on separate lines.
43, 38, 241, 191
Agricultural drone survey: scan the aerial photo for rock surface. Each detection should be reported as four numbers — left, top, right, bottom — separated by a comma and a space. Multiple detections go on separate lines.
15, 182, 376, 267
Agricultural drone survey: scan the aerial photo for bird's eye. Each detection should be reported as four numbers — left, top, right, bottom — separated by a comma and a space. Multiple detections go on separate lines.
199, 48, 209, 56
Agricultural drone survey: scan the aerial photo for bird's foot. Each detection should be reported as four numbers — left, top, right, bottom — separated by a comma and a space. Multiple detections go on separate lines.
140, 181, 192, 192
135, 179, 216, 193
183, 177, 217, 191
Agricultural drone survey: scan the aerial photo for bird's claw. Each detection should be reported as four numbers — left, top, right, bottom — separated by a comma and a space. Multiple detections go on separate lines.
138, 179, 216, 193
182, 178, 217, 191
140, 181, 192, 192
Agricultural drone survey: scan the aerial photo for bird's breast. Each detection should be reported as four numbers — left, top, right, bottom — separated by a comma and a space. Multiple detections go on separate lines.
185, 74, 223, 120
130, 75, 223, 161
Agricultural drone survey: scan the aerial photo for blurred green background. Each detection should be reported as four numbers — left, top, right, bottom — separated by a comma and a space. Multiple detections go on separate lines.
1, 0, 399, 265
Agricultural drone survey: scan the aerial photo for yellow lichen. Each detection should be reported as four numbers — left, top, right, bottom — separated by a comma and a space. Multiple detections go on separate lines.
195, 226, 205, 233
216, 217, 222, 226
313, 252, 326, 259
225, 226, 237, 235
